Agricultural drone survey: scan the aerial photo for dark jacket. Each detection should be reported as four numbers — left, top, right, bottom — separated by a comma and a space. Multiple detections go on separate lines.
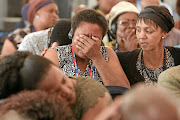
116, 47, 180, 86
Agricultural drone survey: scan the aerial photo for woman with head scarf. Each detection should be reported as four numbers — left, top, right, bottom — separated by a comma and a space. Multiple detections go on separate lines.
117, 5, 180, 86
1, 0, 59, 56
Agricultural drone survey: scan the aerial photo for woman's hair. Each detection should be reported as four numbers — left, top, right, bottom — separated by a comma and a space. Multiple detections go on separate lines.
138, 5, 174, 33
0, 51, 52, 99
71, 9, 108, 38
0, 90, 76, 120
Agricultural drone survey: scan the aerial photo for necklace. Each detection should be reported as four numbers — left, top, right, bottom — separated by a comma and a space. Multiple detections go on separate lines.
71, 45, 95, 79
140, 47, 167, 81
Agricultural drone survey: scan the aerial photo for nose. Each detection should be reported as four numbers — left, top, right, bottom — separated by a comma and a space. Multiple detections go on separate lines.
128, 22, 136, 29
52, 11, 59, 20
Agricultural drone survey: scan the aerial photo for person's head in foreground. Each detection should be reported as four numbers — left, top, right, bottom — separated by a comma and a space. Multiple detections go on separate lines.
0, 90, 76, 120
95, 83, 180, 120
0, 51, 76, 104
0, 51, 112, 120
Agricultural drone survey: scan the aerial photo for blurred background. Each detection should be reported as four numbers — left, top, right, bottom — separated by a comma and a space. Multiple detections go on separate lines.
0, 0, 98, 32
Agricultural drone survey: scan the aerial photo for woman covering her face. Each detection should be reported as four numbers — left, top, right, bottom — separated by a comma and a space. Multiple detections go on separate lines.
44, 9, 130, 88
0, 51, 112, 120
117, 5, 180, 86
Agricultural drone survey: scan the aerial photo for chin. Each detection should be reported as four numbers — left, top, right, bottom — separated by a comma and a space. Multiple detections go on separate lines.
76, 51, 88, 59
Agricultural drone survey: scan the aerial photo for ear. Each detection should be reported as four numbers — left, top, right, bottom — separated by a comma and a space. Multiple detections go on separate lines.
162, 32, 168, 39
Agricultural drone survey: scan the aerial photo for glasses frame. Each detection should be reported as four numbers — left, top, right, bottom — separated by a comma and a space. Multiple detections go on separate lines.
117, 20, 137, 26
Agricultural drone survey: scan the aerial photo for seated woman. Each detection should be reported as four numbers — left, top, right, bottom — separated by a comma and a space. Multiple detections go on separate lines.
0, 51, 112, 120
117, 5, 180, 86
1, 0, 59, 56
18, 19, 72, 55
44, 9, 130, 88
104, 1, 140, 51
0, 90, 75, 120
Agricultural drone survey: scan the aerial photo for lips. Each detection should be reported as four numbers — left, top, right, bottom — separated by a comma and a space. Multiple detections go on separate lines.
140, 42, 147, 44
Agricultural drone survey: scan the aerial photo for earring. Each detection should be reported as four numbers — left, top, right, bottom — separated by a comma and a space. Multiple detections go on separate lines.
36, 15, 39, 19
162, 36, 165, 39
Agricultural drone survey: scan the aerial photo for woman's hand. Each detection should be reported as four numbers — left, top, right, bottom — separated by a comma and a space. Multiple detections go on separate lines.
117, 28, 139, 51
41, 42, 57, 56
123, 29, 139, 51
74, 34, 101, 60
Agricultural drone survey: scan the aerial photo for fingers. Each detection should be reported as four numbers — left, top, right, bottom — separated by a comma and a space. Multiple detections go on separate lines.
41, 48, 48, 56
74, 35, 93, 49
51, 42, 57, 47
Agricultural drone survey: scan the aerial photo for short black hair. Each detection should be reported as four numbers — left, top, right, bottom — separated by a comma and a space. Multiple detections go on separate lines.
71, 9, 108, 38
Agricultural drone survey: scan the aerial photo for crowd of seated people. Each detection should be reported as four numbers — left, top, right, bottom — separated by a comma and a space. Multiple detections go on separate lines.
0, 0, 180, 119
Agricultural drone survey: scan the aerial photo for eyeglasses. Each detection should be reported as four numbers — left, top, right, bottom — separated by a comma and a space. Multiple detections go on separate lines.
117, 20, 137, 26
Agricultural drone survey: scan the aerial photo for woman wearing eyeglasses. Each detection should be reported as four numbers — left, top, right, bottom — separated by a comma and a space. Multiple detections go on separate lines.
117, 5, 180, 86
104, 1, 140, 52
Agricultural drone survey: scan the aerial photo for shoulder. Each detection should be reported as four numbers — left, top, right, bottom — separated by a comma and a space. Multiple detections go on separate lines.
75, 77, 112, 120
74, 76, 111, 103
24, 29, 49, 40
158, 65, 180, 97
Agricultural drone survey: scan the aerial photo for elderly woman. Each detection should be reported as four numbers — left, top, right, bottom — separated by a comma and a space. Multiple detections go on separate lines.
44, 9, 130, 87
1, 0, 59, 56
104, 1, 140, 52
117, 5, 180, 86
0, 51, 112, 120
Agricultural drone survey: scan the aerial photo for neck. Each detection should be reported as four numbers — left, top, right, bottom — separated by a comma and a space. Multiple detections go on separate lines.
141, 47, 165, 69
76, 56, 89, 73
33, 22, 47, 31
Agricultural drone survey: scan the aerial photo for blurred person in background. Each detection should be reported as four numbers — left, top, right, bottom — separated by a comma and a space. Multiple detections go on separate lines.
1, 0, 59, 56
14, 0, 32, 29
104, 1, 140, 52
175, 0, 180, 30
94, 0, 121, 16
18, 19, 71, 55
